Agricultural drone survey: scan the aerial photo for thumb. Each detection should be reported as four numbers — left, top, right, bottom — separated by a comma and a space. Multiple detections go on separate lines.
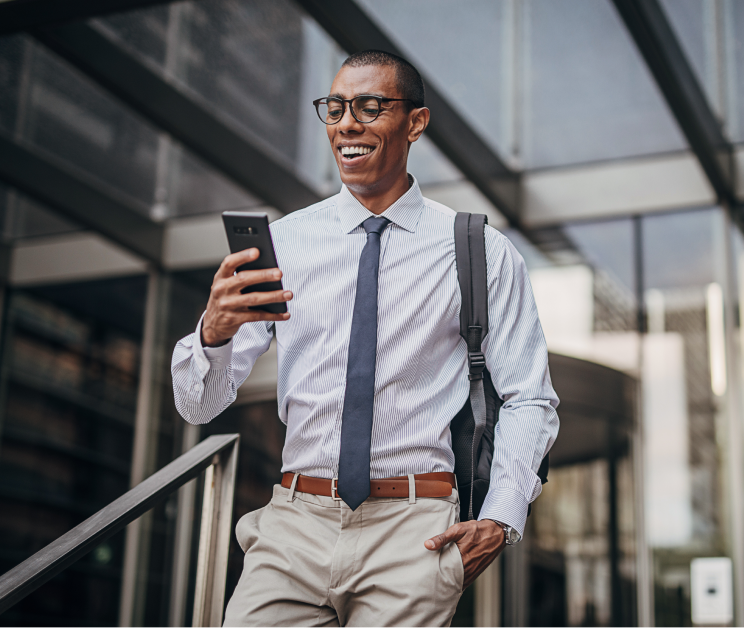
424, 524, 462, 551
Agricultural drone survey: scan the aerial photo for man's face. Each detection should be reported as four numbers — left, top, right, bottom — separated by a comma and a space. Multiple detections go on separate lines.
326, 64, 421, 195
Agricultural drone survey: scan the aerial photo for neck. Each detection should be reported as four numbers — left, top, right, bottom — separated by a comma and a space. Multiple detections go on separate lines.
345, 169, 411, 215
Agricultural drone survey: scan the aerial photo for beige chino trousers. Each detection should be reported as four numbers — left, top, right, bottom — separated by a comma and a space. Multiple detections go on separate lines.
223, 478, 465, 627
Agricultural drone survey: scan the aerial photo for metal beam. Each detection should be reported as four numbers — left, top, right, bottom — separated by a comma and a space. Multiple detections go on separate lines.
0, 132, 163, 262
611, 0, 735, 206
0, 0, 175, 36
294, 0, 521, 227
32, 22, 322, 215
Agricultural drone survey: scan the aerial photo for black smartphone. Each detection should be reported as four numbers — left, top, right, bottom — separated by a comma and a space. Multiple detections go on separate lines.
222, 211, 287, 314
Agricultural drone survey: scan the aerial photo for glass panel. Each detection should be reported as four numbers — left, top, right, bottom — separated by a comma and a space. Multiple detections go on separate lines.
0, 277, 146, 626
524, 0, 687, 168
0, 35, 24, 137
408, 134, 463, 186
355, 0, 512, 161
659, 0, 721, 115
0, 185, 80, 241
0, 33, 258, 221
641, 208, 730, 626
154, 140, 260, 220
99, 1, 473, 196
520, 219, 638, 369
98, 2, 306, 178
508, 219, 638, 625
726, 0, 744, 142
99, 4, 170, 67
531, 458, 637, 626
97, 1, 470, 202
16, 38, 160, 210
662, 0, 744, 142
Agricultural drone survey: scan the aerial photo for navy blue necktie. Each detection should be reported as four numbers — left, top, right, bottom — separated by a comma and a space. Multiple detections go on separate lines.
338, 216, 391, 511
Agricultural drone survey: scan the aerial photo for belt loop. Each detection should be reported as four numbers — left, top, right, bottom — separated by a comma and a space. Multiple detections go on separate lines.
287, 472, 299, 502
408, 474, 416, 505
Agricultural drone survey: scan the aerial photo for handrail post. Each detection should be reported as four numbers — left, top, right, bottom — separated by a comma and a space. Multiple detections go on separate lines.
0, 433, 240, 619
192, 437, 239, 627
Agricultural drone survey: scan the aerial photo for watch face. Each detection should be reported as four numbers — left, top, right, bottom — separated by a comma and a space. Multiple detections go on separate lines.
507, 527, 522, 545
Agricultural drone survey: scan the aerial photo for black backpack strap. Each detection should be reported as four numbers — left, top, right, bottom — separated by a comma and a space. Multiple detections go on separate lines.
454, 212, 489, 520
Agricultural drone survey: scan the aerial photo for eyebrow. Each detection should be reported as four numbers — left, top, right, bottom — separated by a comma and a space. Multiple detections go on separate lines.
328, 92, 385, 99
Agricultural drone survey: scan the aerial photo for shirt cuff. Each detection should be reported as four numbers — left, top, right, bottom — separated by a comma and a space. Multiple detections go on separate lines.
477, 487, 530, 537
193, 312, 234, 373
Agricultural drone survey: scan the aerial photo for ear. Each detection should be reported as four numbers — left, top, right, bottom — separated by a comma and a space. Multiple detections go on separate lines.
407, 107, 430, 143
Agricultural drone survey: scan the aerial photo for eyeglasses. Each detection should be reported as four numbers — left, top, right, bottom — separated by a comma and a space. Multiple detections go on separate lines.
313, 95, 416, 125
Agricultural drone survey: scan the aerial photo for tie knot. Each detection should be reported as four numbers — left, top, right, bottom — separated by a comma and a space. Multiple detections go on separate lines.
362, 216, 391, 236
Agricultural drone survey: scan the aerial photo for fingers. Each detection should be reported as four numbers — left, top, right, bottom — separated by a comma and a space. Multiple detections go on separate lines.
424, 524, 463, 551
227, 267, 283, 293
242, 310, 291, 323
223, 289, 293, 310
214, 248, 260, 279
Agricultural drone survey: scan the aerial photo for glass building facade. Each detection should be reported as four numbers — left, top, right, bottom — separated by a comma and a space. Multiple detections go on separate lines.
0, 0, 743, 626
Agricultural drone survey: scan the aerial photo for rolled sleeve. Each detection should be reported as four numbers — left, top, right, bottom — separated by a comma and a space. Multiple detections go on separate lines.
194, 312, 234, 371
479, 488, 531, 535
478, 227, 560, 536
171, 313, 273, 425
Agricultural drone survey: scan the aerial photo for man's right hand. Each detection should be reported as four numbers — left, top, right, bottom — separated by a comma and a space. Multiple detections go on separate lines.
201, 248, 293, 347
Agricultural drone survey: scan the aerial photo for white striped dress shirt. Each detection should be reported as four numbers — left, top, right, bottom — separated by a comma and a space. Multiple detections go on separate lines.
171, 176, 559, 534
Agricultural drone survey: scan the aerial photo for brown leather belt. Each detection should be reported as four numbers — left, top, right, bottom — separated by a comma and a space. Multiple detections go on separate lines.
281, 472, 455, 500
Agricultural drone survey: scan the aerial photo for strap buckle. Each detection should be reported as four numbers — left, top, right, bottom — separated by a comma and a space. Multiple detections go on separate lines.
468, 352, 486, 380
331, 478, 340, 501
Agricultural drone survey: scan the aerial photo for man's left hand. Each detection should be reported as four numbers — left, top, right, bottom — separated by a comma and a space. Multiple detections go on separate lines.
424, 520, 506, 589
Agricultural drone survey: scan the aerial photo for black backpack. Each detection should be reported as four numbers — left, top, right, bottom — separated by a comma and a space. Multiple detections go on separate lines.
450, 212, 550, 522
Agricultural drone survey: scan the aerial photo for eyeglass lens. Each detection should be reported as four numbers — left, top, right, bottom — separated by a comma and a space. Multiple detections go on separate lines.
317, 97, 382, 124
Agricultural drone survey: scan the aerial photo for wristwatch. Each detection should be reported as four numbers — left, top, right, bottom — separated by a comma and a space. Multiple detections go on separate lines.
493, 520, 522, 545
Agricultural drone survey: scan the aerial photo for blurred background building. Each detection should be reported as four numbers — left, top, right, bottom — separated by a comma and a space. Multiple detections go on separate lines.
0, 0, 743, 626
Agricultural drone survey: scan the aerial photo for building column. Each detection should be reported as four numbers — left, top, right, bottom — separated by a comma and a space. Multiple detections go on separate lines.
719, 207, 744, 626
474, 556, 502, 626
118, 268, 171, 626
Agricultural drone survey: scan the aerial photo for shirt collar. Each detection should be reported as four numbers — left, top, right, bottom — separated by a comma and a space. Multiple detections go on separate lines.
337, 174, 425, 234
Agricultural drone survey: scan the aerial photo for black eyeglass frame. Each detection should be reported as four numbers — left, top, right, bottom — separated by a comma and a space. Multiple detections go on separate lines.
312, 95, 418, 125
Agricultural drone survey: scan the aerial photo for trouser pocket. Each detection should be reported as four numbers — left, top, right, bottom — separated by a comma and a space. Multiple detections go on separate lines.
235, 507, 264, 552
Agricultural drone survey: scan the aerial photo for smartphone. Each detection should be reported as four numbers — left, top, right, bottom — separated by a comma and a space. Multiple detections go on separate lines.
222, 211, 287, 314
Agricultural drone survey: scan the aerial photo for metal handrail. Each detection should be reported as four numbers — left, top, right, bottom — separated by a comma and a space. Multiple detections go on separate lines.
0, 433, 240, 626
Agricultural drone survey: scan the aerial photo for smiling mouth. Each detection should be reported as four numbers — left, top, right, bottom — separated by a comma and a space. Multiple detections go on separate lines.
338, 146, 375, 162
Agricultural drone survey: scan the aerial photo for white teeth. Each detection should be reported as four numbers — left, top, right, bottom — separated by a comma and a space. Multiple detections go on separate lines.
341, 146, 371, 156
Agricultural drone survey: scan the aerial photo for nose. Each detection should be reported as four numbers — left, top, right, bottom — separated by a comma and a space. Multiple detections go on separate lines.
338, 102, 365, 134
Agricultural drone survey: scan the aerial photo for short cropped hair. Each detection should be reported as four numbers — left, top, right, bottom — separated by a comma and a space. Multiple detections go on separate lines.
341, 50, 425, 108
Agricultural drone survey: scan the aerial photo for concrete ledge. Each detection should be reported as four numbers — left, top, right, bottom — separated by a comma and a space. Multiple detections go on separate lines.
163, 206, 282, 270
10, 232, 146, 286
523, 152, 715, 226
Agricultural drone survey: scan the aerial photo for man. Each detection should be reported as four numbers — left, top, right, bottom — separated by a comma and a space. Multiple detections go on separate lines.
172, 50, 559, 627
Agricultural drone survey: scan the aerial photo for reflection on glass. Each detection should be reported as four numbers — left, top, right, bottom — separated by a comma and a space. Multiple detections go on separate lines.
726, 0, 744, 141
524, 0, 687, 168
659, 0, 719, 114
642, 208, 729, 626
0, 28, 259, 222
355, 0, 511, 160
99, 1, 304, 170
157, 143, 260, 219
0, 278, 145, 626
0, 185, 80, 241
518, 218, 638, 626
15, 38, 161, 209
525, 219, 638, 372
0, 35, 25, 136
532, 457, 636, 626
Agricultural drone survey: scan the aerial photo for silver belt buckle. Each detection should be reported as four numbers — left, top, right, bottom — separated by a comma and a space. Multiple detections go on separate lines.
331, 478, 340, 501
